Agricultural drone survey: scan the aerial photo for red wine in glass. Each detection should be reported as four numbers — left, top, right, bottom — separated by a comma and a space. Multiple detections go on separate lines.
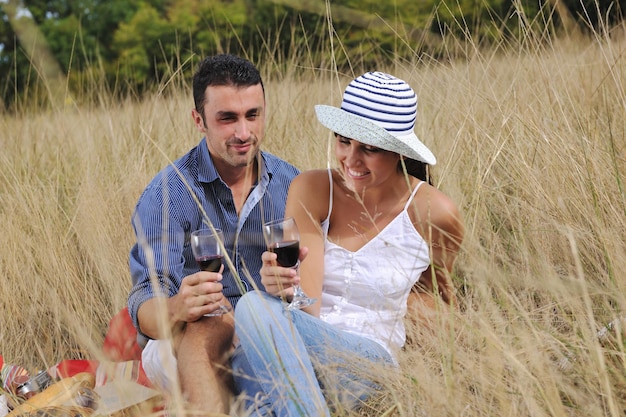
196, 255, 223, 273
190, 228, 232, 316
263, 217, 316, 310
270, 240, 299, 268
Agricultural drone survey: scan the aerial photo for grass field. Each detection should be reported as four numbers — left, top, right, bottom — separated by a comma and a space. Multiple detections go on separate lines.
1, 23, 625, 416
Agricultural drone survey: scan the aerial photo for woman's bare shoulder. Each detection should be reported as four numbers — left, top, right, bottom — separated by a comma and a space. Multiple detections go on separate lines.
288, 169, 332, 197
290, 169, 331, 188
414, 182, 464, 236
286, 169, 332, 219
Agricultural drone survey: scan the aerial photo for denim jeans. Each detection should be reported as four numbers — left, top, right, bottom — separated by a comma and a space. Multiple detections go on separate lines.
232, 290, 394, 417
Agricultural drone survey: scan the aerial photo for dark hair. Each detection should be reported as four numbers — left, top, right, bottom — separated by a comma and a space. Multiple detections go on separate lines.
400, 158, 433, 185
192, 54, 264, 115
333, 133, 434, 185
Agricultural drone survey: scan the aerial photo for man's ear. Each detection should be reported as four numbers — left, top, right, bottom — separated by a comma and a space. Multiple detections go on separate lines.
191, 108, 205, 132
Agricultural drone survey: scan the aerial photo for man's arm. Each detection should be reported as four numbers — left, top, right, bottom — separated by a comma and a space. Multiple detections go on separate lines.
127, 180, 214, 340
137, 296, 185, 340
136, 270, 231, 339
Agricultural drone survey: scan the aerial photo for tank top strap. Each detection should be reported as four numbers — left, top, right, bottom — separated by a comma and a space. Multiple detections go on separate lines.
403, 181, 424, 211
324, 168, 334, 223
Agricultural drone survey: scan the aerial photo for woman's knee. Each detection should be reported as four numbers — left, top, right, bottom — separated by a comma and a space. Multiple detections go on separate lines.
236, 291, 277, 321
236, 290, 262, 320
235, 291, 285, 334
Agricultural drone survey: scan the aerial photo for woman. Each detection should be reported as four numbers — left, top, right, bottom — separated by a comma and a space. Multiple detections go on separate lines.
231, 72, 464, 416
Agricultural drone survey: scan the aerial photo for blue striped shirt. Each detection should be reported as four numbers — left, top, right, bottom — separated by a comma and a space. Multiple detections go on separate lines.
128, 138, 299, 337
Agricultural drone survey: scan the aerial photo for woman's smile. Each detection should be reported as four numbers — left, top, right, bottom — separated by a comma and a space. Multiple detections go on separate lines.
346, 167, 370, 178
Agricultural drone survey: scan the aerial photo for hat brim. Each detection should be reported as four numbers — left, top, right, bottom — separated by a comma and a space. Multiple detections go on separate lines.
315, 105, 436, 165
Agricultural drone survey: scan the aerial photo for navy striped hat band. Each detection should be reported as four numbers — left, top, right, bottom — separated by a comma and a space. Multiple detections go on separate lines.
315, 71, 436, 165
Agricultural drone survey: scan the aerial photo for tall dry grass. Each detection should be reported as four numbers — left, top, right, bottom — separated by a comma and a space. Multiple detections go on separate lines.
1, 21, 626, 417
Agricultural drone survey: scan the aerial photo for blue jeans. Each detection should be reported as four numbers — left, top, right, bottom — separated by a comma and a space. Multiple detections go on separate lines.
232, 291, 394, 417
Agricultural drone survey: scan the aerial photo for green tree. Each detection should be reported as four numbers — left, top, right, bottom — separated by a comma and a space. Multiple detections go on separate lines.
1, 0, 624, 112
112, 3, 171, 89
558, 0, 625, 29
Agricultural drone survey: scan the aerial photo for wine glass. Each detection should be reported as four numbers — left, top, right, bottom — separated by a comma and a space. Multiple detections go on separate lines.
263, 217, 316, 310
190, 228, 232, 316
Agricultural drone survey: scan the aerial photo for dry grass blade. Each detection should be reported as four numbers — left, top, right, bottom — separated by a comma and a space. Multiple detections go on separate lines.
1, 10, 626, 417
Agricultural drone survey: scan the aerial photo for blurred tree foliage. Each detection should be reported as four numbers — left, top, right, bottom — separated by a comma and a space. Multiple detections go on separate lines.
0, 0, 623, 111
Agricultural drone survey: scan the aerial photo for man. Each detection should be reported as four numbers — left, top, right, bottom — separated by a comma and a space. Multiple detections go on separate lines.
127, 54, 299, 413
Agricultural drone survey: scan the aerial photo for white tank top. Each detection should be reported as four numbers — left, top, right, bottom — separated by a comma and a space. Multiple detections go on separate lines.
320, 170, 430, 361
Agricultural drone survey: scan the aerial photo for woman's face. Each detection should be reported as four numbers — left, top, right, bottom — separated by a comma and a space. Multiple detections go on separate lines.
334, 134, 401, 191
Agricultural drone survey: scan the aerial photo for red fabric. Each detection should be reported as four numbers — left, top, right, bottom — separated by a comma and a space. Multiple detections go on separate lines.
102, 307, 143, 361
101, 307, 152, 388
55, 359, 99, 378
136, 363, 152, 387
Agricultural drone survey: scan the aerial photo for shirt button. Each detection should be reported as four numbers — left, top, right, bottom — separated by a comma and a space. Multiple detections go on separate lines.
332, 305, 339, 311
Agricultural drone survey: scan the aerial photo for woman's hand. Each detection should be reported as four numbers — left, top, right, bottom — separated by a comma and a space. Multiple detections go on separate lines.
260, 247, 308, 299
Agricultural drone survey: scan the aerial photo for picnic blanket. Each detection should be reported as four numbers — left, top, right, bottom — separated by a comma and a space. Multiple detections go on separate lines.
1, 308, 156, 416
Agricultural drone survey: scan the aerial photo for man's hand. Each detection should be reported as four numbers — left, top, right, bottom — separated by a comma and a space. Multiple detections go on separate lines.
137, 265, 231, 339
176, 266, 229, 321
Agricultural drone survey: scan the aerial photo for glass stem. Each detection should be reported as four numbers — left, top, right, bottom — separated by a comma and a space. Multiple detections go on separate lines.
293, 285, 305, 298
292, 261, 303, 298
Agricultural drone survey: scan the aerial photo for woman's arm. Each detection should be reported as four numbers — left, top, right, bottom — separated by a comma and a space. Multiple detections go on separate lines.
284, 170, 330, 317
408, 185, 464, 328
259, 170, 329, 316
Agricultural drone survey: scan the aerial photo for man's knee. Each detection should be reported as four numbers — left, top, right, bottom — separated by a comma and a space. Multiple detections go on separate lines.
179, 316, 235, 362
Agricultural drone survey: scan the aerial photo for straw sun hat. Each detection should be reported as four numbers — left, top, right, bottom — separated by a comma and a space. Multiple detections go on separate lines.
315, 71, 436, 165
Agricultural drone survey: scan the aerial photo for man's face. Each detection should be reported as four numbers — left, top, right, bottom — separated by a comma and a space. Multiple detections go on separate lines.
192, 84, 265, 171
